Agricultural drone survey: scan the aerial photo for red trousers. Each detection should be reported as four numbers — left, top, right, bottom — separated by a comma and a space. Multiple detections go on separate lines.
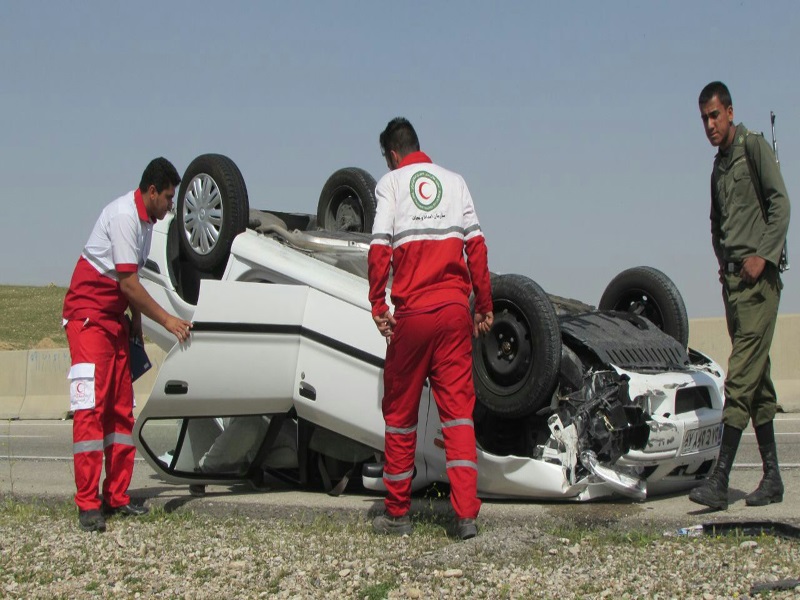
66, 319, 135, 511
382, 303, 481, 520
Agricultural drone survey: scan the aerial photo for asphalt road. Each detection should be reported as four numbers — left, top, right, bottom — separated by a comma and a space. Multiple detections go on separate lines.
2, 417, 798, 530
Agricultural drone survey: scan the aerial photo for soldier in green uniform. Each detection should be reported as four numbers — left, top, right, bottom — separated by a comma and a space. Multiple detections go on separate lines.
690, 81, 791, 510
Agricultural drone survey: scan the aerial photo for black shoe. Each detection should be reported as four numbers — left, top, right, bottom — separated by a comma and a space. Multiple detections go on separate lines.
78, 509, 106, 532
746, 476, 784, 506
456, 518, 478, 540
189, 484, 207, 497
688, 424, 741, 511
746, 443, 784, 506
688, 472, 730, 510
372, 513, 412, 536
103, 501, 149, 517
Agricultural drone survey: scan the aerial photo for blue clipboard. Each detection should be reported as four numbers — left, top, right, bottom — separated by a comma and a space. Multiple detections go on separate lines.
130, 337, 152, 382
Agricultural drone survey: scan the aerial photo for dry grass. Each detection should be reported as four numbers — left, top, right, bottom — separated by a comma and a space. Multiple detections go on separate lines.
0, 285, 68, 351
2, 497, 799, 599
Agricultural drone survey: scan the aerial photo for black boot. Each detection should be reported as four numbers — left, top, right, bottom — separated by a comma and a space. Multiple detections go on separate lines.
689, 425, 741, 510
745, 443, 784, 506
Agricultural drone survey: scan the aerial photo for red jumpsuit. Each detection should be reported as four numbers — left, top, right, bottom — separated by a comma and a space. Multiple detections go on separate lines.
63, 189, 153, 511
368, 151, 492, 520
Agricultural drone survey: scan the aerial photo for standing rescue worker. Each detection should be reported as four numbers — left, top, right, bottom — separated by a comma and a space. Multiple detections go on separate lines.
63, 157, 193, 532
690, 82, 791, 510
368, 118, 493, 540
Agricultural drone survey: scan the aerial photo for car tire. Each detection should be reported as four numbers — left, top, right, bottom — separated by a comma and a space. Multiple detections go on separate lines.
177, 154, 249, 272
316, 167, 377, 233
598, 266, 689, 347
473, 273, 562, 418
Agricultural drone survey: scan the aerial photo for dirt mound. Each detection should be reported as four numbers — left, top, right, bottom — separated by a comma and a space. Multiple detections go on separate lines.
34, 337, 59, 349
0, 341, 15, 351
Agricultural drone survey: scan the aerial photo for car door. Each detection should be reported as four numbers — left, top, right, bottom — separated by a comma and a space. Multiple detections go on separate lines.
134, 279, 391, 488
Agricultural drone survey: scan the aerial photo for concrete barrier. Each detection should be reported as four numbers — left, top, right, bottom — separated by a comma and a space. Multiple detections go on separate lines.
0, 350, 27, 419
689, 313, 800, 411
1, 315, 798, 419
0, 344, 166, 420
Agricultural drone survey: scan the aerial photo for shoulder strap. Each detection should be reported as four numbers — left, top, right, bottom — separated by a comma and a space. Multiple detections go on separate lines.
742, 132, 768, 221
742, 131, 790, 272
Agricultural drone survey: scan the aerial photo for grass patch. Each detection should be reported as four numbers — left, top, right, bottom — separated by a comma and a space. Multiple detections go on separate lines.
548, 522, 662, 547
0, 496, 74, 520
267, 568, 291, 595
0, 284, 68, 350
361, 580, 396, 600
170, 560, 188, 575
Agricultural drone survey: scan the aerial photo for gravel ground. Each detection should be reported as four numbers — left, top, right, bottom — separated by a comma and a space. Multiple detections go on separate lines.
2, 496, 800, 599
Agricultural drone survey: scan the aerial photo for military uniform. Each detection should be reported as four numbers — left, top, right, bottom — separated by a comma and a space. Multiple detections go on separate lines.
710, 123, 790, 430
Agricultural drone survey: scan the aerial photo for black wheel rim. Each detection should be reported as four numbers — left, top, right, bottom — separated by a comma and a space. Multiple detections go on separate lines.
611, 289, 665, 330
475, 299, 533, 396
324, 186, 364, 232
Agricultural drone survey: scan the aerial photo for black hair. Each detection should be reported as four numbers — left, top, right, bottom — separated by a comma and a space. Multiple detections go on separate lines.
139, 157, 181, 193
379, 117, 420, 159
699, 81, 732, 108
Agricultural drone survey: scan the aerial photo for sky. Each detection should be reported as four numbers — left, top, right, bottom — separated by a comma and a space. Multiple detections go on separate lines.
1, 1, 799, 318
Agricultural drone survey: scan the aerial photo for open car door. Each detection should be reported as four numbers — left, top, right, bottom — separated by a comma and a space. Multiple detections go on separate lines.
133, 279, 388, 490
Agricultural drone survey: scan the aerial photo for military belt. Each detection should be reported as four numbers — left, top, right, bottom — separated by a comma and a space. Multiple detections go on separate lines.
725, 261, 741, 274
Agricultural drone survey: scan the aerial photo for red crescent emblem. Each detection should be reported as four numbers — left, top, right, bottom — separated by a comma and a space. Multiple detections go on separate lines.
76, 382, 85, 395
418, 181, 431, 200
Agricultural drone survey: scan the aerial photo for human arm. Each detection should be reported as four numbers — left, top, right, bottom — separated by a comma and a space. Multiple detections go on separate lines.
129, 307, 144, 342
710, 172, 724, 283
119, 271, 192, 342
460, 177, 493, 334
367, 175, 396, 331
110, 210, 192, 342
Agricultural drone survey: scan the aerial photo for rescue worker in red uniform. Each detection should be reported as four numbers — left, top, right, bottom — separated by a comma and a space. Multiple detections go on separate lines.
63, 157, 193, 532
368, 118, 493, 540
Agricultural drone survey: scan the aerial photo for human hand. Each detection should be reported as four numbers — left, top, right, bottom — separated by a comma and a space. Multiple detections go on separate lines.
740, 256, 766, 284
473, 312, 493, 338
373, 310, 396, 339
164, 315, 193, 342
130, 312, 144, 343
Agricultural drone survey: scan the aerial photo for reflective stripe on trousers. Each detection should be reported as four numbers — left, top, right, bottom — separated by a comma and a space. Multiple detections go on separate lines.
67, 319, 136, 512
381, 303, 481, 519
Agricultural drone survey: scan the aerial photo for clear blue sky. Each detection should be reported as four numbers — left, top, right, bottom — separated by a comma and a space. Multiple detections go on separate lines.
1, 1, 798, 317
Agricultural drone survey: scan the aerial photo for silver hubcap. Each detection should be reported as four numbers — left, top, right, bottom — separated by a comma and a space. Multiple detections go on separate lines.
183, 174, 222, 255
334, 200, 361, 230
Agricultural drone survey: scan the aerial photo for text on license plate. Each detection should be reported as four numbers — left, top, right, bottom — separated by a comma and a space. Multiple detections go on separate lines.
681, 423, 723, 455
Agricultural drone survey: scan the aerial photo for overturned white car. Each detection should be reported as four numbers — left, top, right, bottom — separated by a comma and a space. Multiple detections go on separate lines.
134, 154, 725, 501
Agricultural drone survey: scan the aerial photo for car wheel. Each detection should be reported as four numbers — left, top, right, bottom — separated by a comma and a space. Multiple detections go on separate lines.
473, 274, 562, 418
177, 154, 249, 272
598, 266, 689, 347
316, 167, 377, 233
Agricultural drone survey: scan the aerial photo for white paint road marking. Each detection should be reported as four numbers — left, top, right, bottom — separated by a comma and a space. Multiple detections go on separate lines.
735, 463, 800, 468
0, 456, 145, 462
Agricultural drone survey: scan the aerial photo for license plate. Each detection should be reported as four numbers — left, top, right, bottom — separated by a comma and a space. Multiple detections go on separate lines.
681, 423, 723, 455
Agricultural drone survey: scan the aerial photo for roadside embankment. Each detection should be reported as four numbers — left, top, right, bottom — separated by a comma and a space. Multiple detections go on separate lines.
1, 314, 798, 419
